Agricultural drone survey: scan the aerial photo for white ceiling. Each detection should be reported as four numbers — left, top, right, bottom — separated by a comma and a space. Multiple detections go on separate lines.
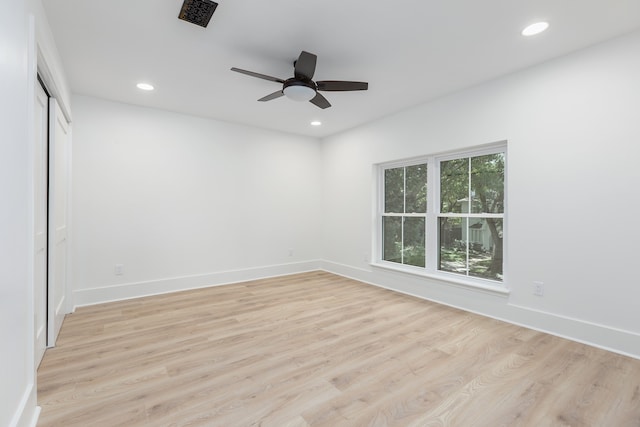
43, 0, 640, 138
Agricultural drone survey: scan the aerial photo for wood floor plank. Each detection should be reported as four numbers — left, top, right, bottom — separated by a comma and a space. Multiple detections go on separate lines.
37, 271, 640, 426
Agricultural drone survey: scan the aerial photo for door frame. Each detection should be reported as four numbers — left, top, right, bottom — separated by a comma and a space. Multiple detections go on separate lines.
34, 76, 50, 366
34, 45, 74, 351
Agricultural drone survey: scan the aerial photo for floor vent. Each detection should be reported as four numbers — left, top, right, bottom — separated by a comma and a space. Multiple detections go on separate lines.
178, 0, 218, 28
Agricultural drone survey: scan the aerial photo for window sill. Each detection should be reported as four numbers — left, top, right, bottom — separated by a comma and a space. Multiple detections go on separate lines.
370, 261, 510, 296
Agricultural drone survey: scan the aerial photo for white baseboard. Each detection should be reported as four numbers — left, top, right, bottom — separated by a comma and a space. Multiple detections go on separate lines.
10, 383, 39, 427
319, 260, 640, 360
73, 260, 322, 308
71, 258, 639, 359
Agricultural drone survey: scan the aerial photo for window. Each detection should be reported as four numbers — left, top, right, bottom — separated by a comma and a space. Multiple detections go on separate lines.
382, 163, 427, 267
377, 143, 506, 286
439, 152, 505, 281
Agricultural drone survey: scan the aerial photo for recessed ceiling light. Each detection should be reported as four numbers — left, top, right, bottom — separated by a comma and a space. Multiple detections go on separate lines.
522, 22, 549, 36
136, 82, 155, 91
310, 121, 322, 126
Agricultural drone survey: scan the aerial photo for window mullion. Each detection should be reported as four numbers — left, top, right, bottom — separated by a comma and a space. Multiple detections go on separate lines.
400, 216, 405, 264
439, 212, 503, 218
427, 157, 437, 273
403, 167, 407, 214
402, 168, 406, 264
465, 218, 470, 275
466, 158, 471, 275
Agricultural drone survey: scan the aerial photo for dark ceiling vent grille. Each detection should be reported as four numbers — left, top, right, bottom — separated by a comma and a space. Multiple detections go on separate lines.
178, 0, 218, 28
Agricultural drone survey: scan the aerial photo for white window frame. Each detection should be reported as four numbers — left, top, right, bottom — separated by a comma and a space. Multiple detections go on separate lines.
379, 158, 429, 268
373, 142, 508, 294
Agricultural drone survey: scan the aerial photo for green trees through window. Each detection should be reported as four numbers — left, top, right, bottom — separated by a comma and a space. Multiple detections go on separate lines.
380, 146, 505, 284
382, 164, 427, 267
439, 153, 504, 281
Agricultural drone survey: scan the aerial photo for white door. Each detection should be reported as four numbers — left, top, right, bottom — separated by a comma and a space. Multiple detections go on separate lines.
34, 81, 49, 366
47, 98, 70, 347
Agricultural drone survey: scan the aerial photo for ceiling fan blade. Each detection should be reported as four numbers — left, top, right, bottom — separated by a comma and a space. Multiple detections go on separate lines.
309, 92, 331, 109
316, 80, 368, 91
231, 67, 285, 83
258, 90, 284, 102
294, 51, 317, 81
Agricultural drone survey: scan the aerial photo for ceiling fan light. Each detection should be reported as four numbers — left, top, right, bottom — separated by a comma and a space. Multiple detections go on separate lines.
283, 84, 316, 101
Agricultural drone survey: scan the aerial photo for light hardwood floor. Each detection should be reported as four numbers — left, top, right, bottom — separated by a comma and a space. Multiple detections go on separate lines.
37, 271, 640, 426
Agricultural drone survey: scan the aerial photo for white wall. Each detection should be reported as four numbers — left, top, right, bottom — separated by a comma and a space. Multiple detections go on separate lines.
321, 30, 640, 358
71, 96, 323, 306
1, 2, 33, 426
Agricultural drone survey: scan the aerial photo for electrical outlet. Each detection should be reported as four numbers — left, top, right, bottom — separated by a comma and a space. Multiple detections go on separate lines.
533, 281, 544, 296
114, 264, 124, 276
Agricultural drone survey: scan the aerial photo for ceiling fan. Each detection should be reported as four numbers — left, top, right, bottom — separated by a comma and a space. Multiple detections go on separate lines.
231, 51, 368, 109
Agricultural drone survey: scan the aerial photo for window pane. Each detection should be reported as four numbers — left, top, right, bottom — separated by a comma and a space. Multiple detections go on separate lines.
438, 217, 467, 274
384, 168, 404, 213
383, 216, 402, 263
468, 219, 503, 281
440, 158, 469, 213
470, 153, 505, 213
405, 164, 427, 213
403, 217, 425, 267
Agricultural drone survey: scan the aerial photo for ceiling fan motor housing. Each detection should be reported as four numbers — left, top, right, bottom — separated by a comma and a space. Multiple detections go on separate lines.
282, 78, 317, 101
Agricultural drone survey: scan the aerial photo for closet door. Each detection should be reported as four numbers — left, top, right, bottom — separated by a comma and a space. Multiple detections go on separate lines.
47, 98, 70, 346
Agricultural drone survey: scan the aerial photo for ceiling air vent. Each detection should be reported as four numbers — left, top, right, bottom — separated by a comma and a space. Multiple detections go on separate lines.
178, 0, 218, 28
